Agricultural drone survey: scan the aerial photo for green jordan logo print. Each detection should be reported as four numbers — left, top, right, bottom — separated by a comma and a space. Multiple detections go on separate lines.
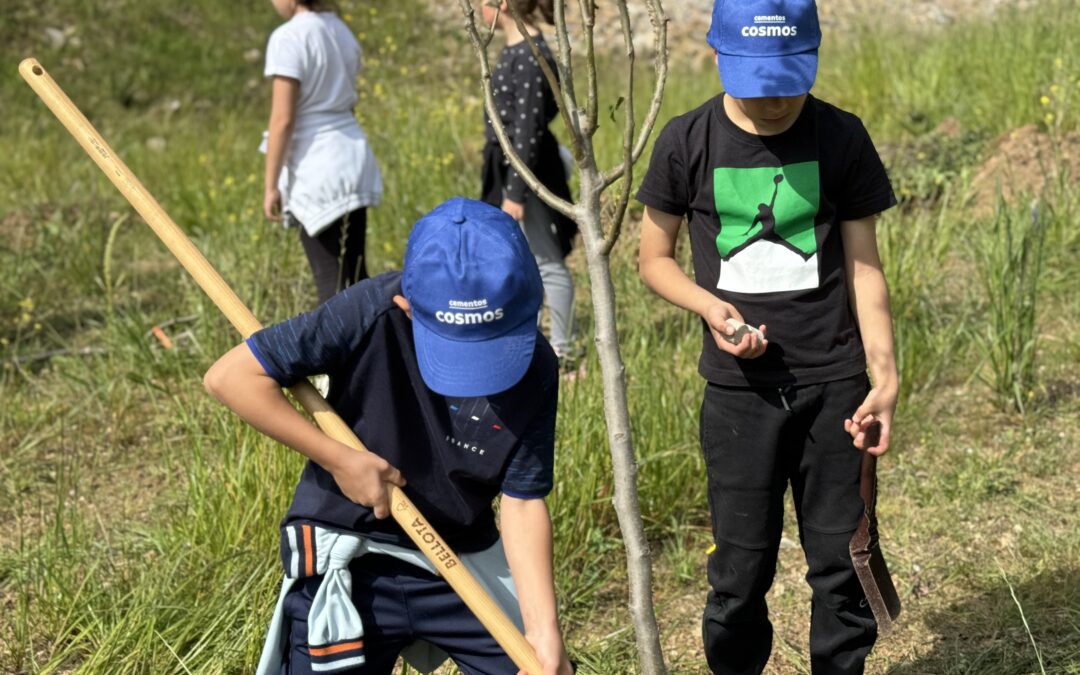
713, 161, 821, 294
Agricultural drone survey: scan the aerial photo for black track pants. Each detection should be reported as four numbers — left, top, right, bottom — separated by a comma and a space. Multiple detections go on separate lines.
699, 375, 877, 675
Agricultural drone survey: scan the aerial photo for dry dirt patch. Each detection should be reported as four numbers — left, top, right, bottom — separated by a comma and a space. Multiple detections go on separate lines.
968, 124, 1080, 216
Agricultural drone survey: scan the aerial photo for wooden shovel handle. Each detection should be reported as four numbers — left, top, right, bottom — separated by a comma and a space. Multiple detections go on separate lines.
19, 57, 542, 675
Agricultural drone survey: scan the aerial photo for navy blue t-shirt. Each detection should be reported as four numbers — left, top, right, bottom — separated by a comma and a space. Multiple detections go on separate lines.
246, 272, 559, 552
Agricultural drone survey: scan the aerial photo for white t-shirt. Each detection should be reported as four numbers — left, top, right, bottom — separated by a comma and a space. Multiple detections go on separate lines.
265, 11, 360, 133
263, 12, 381, 233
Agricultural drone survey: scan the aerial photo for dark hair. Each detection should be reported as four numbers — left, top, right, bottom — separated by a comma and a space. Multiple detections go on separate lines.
298, 0, 334, 10
507, 0, 556, 25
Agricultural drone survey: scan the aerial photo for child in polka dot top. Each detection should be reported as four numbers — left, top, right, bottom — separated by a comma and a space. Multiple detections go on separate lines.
480, 0, 579, 365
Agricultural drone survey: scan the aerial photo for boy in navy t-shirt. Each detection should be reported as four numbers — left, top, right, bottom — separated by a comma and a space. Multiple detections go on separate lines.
637, 1, 899, 673
205, 198, 572, 675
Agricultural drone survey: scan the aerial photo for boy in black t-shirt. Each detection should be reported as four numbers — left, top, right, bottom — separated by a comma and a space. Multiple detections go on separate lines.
637, 1, 898, 673
204, 198, 572, 675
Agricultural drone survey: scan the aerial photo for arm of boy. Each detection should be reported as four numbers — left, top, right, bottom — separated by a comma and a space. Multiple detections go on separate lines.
264, 76, 299, 221
841, 216, 899, 456
638, 205, 767, 358
203, 343, 406, 517
499, 495, 572, 675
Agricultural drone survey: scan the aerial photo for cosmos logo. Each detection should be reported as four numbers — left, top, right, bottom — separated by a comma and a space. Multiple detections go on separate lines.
742, 15, 797, 37
435, 298, 505, 325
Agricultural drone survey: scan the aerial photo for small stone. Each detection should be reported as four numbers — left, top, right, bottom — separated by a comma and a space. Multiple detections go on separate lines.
721, 318, 765, 346
779, 537, 797, 550
146, 137, 167, 152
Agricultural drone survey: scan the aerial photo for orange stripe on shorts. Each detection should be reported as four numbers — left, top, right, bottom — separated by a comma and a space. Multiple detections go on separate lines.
309, 640, 364, 656
302, 524, 313, 577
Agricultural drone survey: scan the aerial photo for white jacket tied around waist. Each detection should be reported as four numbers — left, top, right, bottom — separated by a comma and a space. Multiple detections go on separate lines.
261, 111, 382, 237
256, 524, 522, 675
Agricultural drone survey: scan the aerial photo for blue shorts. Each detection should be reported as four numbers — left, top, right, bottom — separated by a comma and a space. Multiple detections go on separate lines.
283, 553, 517, 674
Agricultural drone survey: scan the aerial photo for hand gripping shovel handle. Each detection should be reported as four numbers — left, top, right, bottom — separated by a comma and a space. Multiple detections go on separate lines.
19, 58, 543, 675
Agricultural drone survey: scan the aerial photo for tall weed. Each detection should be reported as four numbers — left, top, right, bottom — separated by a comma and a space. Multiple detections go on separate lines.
973, 201, 1048, 412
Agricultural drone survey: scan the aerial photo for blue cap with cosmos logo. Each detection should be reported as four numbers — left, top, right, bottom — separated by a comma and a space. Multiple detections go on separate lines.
402, 198, 543, 398
707, 0, 821, 98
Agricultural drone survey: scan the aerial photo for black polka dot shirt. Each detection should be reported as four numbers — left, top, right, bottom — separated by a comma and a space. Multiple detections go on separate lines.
485, 36, 561, 203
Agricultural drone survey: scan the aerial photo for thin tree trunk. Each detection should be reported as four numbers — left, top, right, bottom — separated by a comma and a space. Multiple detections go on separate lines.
577, 173, 666, 675
458, 2, 670, 671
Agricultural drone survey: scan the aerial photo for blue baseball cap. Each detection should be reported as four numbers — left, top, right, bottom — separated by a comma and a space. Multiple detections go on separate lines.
402, 198, 543, 398
707, 0, 821, 99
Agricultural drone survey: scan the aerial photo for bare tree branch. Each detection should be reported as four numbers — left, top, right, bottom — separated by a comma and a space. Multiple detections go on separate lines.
502, 0, 586, 162
550, 0, 585, 162
602, 0, 636, 255
603, 0, 668, 188
577, 0, 599, 138
458, 0, 577, 219
483, 4, 501, 47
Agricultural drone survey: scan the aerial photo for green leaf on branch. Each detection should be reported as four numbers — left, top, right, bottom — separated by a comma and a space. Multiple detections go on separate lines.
608, 96, 625, 123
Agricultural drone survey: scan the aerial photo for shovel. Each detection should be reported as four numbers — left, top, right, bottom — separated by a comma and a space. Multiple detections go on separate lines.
849, 452, 902, 633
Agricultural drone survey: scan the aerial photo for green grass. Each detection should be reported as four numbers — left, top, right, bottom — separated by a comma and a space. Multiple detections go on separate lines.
2, 0, 1079, 672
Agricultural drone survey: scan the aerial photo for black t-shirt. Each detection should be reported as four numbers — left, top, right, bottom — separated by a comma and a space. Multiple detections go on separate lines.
637, 95, 897, 386
246, 272, 559, 552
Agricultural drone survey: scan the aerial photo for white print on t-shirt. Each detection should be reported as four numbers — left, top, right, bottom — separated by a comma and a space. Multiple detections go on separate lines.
445, 435, 487, 456
718, 243, 819, 294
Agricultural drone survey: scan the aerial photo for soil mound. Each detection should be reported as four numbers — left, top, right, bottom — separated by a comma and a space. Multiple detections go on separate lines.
969, 124, 1080, 216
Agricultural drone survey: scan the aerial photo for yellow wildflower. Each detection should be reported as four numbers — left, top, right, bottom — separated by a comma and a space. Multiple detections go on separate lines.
1040, 95, 1051, 106
1045, 112, 1055, 124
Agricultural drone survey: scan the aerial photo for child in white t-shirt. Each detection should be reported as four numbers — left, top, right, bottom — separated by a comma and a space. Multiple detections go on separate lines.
263, 0, 383, 304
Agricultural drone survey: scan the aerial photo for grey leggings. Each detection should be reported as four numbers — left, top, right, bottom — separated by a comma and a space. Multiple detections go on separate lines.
520, 196, 575, 356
